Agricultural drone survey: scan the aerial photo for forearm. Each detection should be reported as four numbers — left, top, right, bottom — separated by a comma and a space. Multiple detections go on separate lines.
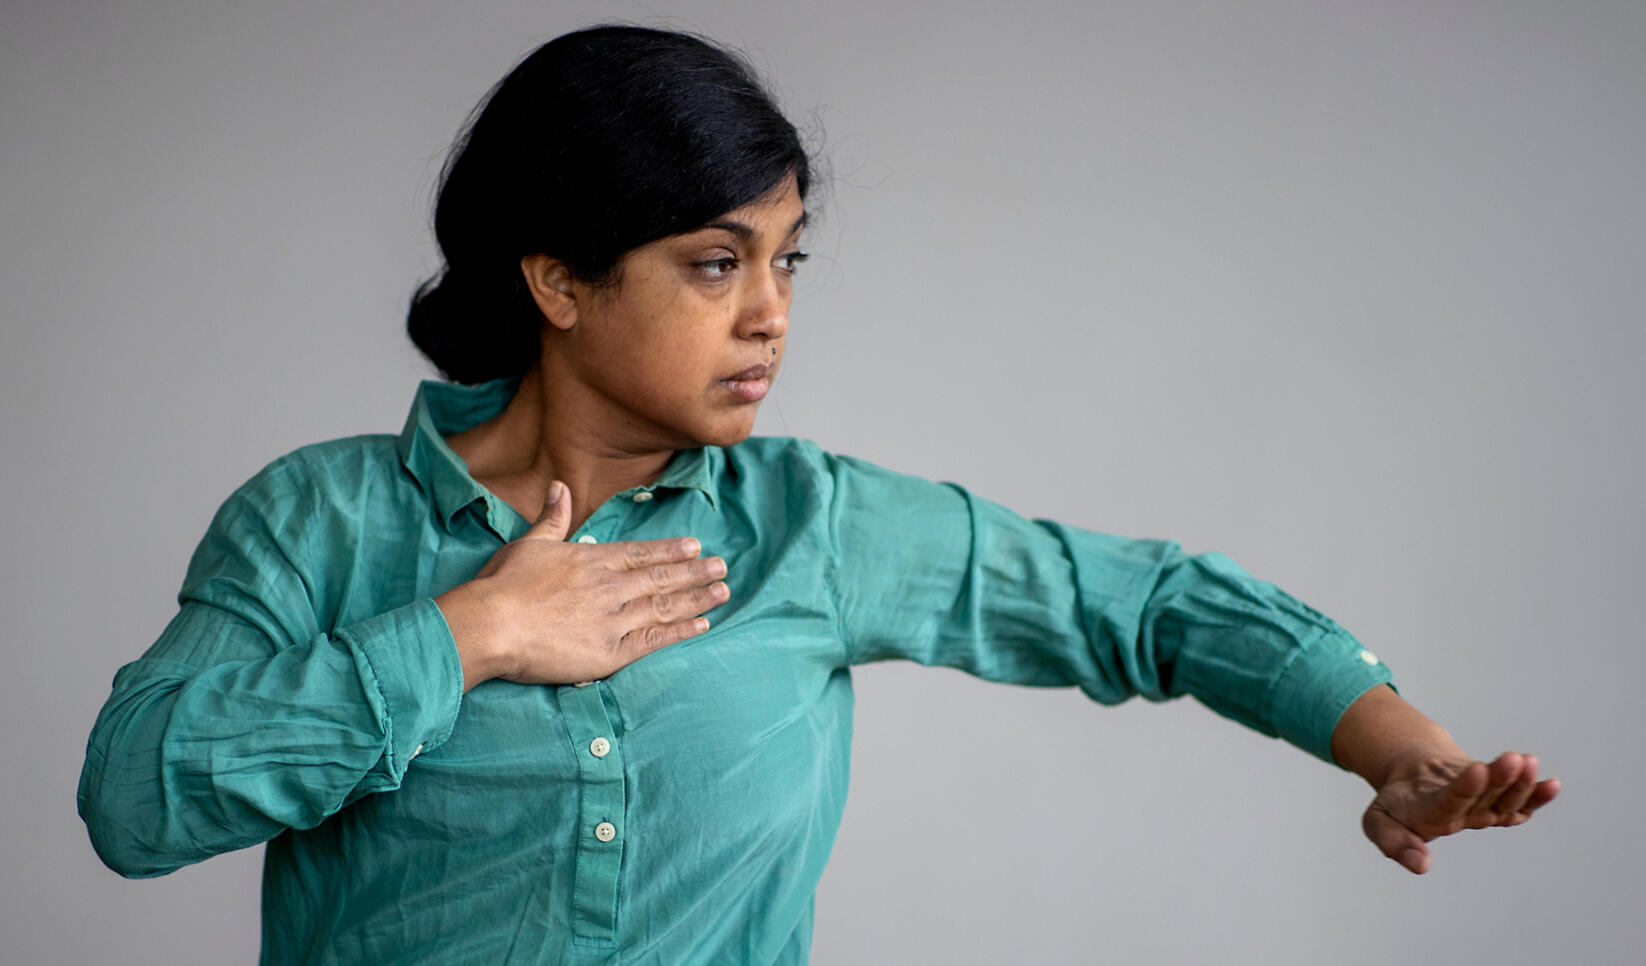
80, 600, 463, 876
82, 642, 384, 875
1329, 684, 1468, 788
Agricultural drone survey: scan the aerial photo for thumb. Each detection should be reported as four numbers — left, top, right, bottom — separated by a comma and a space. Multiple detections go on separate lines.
528, 480, 571, 540
1363, 801, 1432, 875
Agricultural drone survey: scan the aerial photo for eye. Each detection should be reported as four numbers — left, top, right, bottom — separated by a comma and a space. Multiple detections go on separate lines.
694, 257, 739, 278
776, 251, 810, 274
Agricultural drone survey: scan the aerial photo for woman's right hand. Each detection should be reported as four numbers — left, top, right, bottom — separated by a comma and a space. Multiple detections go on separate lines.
434, 480, 728, 690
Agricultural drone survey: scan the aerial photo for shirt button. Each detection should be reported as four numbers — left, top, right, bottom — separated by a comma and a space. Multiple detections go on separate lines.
410, 743, 424, 761
594, 822, 617, 843
631, 491, 654, 503
1358, 649, 1380, 665
576, 534, 599, 544
589, 736, 611, 758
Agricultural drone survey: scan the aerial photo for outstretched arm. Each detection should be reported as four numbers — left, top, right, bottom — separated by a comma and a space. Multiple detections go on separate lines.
1329, 685, 1560, 874
815, 446, 1559, 870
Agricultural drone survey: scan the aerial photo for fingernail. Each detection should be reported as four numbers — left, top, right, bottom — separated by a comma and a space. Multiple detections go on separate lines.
548, 481, 565, 505
695, 617, 710, 632
1402, 848, 1425, 873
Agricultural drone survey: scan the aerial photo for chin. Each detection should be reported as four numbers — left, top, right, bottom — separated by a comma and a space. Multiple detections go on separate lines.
695, 414, 759, 448
702, 427, 755, 448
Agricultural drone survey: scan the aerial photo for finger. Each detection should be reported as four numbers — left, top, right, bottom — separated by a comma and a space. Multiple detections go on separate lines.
1497, 774, 1560, 828
603, 536, 704, 571
1364, 804, 1433, 875
524, 480, 571, 541
1417, 760, 1490, 835
1458, 752, 1523, 830
618, 555, 728, 599
622, 580, 730, 628
1518, 777, 1561, 818
619, 615, 712, 660
1485, 753, 1539, 823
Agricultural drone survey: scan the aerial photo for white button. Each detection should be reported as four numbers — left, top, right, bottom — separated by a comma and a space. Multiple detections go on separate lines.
576, 534, 599, 544
1359, 649, 1380, 665
589, 737, 611, 758
594, 821, 616, 843
410, 743, 424, 761
631, 491, 653, 503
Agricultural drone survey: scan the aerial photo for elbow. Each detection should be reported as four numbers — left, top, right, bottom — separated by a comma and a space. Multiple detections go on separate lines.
78, 783, 178, 882
78, 669, 215, 878
87, 829, 177, 880
77, 754, 189, 880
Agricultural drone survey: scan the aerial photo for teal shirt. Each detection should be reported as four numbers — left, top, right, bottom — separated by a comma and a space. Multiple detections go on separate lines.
79, 377, 1393, 965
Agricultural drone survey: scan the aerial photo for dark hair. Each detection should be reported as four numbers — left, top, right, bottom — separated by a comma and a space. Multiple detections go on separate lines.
407, 25, 813, 384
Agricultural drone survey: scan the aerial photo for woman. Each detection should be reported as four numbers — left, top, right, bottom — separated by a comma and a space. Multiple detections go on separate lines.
78, 24, 1558, 965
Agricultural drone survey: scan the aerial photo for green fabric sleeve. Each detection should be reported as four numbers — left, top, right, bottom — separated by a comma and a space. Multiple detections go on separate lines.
77, 485, 464, 878
825, 451, 1393, 764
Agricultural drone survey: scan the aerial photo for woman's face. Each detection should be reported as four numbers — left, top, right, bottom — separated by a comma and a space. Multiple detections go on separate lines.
549, 174, 807, 452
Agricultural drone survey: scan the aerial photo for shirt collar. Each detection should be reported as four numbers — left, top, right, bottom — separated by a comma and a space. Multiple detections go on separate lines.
396, 378, 720, 529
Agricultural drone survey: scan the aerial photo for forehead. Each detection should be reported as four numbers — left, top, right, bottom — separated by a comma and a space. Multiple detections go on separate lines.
690, 175, 807, 241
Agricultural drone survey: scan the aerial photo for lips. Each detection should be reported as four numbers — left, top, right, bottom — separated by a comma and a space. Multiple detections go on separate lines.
724, 362, 772, 382
719, 361, 774, 403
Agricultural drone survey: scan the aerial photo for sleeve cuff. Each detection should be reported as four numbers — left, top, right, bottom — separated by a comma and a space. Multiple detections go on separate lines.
1265, 627, 1396, 766
339, 597, 465, 776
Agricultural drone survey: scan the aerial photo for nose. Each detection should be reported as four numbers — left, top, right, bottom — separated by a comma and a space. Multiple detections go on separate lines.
736, 268, 789, 344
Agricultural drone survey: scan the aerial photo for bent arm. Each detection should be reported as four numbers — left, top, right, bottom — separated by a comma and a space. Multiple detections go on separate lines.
77, 490, 463, 878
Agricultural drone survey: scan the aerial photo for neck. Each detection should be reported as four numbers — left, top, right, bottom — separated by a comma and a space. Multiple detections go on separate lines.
445, 360, 676, 534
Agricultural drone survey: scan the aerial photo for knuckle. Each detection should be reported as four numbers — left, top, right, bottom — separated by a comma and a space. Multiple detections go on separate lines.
624, 541, 652, 566
647, 563, 671, 592
640, 624, 668, 652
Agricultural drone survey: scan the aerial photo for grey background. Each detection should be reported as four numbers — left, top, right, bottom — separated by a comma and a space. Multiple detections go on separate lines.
4, 1, 1641, 963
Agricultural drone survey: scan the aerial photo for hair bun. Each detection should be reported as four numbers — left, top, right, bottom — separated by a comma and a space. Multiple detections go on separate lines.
407, 266, 539, 385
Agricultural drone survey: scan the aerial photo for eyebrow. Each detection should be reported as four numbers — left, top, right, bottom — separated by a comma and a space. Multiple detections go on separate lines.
699, 211, 809, 242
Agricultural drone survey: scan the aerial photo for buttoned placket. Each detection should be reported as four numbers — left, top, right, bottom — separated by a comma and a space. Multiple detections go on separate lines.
568, 483, 658, 546
557, 679, 627, 950
464, 480, 679, 953
554, 485, 662, 952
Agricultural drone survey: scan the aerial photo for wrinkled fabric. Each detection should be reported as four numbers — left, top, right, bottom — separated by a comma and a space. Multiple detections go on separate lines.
79, 377, 1393, 965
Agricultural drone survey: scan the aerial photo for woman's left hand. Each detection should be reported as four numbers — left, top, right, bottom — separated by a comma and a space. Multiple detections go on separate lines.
1362, 750, 1561, 874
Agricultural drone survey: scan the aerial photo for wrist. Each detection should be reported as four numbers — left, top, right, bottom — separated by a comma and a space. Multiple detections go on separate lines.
1330, 685, 1467, 789
435, 579, 517, 692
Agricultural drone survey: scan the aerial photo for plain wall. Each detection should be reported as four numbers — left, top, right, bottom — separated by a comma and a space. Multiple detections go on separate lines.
3, 1, 1642, 962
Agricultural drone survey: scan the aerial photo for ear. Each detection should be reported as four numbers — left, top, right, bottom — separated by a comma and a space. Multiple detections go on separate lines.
519, 254, 579, 331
